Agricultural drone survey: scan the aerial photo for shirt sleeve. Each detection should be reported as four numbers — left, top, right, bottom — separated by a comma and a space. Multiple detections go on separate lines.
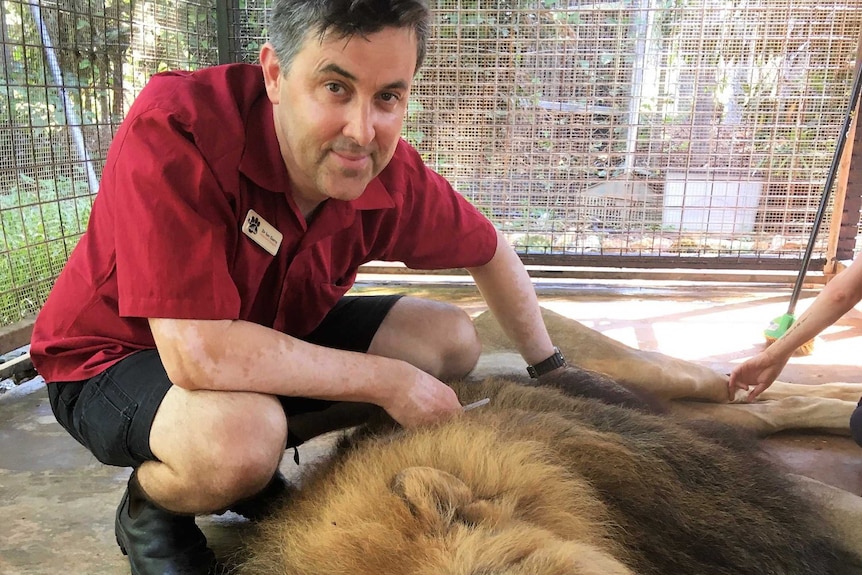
106, 107, 242, 320
381, 144, 499, 269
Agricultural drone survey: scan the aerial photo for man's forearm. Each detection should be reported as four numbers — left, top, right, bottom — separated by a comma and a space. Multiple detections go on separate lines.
149, 317, 407, 405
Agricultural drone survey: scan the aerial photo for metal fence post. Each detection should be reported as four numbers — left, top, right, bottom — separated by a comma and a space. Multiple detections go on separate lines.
216, 0, 232, 65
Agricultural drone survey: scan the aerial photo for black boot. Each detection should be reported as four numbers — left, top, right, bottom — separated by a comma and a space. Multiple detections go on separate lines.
115, 471, 219, 575
228, 470, 293, 521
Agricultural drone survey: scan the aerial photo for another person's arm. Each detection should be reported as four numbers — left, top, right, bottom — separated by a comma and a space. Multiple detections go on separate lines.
466, 229, 559, 368
149, 317, 462, 427
729, 257, 862, 401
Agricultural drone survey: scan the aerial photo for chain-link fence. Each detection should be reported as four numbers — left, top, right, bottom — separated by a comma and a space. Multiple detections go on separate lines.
2, 0, 862, 328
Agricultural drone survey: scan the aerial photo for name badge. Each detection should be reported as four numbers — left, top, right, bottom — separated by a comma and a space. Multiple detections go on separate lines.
242, 209, 282, 256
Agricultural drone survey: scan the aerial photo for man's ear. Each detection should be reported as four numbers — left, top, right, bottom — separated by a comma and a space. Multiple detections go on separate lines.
259, 42, 282, 104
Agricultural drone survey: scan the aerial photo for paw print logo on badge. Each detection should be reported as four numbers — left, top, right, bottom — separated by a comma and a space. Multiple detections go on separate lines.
247, 214, 260, 234
242, 209, 283, 256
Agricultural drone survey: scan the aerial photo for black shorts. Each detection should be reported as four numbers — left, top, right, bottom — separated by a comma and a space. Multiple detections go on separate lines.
47, 294, 402, 468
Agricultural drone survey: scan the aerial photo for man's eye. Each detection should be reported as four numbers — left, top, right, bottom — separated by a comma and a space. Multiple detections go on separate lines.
326, 83, 343, 94
380, 93, 400, 103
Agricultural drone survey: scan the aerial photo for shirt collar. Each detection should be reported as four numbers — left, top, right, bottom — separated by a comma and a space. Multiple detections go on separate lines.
239, 94, 291, 195
350, 177, 394, 210
239, 96, 394, 211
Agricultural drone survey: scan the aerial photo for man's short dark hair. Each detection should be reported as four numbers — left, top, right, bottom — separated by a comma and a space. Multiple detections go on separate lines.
268, 0, 430, 74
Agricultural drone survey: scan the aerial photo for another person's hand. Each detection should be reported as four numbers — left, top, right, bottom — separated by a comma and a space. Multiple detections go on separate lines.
728, 352, 789, 402
382, 367, 463, 428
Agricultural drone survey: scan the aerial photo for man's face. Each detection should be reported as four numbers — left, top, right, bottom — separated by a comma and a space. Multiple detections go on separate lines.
261, 27, 417, 214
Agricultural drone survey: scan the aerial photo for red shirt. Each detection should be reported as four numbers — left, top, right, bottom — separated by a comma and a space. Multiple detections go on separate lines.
31, 64, 497, 383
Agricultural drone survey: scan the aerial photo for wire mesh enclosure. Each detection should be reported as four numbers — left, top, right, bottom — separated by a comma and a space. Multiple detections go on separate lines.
0, 0, 218, 326
409, 1, 861, 268
225, 0, 862, 268
1, 0, 861, 329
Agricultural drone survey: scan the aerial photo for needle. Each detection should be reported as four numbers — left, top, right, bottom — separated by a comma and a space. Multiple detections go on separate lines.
462, 398, 490, 411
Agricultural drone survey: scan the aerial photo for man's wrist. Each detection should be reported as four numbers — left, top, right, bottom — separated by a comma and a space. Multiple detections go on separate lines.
526, 347, 567, 378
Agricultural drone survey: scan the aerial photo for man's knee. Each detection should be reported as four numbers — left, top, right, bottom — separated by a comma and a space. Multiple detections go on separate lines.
209, 395, 287, 495
152, 389, 287, 501
438, 307, 482, 380
370, 298, 481, 380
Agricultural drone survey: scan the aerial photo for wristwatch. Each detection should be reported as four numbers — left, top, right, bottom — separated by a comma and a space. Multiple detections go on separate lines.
526, 347, 567, 378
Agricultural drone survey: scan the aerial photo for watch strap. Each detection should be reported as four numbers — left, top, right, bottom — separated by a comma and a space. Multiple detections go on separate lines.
526, 347, 567, 378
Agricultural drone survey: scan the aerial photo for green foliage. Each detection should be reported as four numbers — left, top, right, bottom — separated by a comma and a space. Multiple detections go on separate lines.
435, 0, 588, 41
404, 97, 426, 146
0, 0, 221, 326
511, 233, 553, 253
0, 174, 93, 322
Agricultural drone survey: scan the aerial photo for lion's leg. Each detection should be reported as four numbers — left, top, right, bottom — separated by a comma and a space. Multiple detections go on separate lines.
475, 308, 731, 403
669, 397, 856, 437
761, 381, 862, 402
587, 351, 730, 403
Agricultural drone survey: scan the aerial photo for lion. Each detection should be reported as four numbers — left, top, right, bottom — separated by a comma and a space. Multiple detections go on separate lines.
234, 368, 855, 575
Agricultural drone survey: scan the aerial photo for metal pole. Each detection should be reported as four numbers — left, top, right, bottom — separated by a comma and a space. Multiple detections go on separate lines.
216, 0, 232, 65
624, 0, 653, 173
29, 3, 100, 195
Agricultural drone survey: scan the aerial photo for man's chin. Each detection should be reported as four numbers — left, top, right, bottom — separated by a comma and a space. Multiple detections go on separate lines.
316, 185, 364, 203
322, 175, 374, 202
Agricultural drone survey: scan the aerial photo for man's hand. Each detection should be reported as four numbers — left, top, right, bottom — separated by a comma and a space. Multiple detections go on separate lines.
381, 367, 463, 428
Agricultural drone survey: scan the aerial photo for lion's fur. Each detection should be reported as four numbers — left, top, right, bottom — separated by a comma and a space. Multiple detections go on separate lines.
237, 372, 851, 575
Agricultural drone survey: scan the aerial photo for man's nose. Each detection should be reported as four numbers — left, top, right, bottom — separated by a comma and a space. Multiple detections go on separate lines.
342, 100, 375, 147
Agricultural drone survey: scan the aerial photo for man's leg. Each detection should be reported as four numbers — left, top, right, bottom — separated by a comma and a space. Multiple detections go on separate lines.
366, 296, 482, 380
143, 386, 286, 513
143, 295, 482, 509
135, 380, 286, 575
49, 349, 288, 575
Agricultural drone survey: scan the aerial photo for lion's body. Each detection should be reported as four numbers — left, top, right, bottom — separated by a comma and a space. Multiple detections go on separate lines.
238, 375, 850, 575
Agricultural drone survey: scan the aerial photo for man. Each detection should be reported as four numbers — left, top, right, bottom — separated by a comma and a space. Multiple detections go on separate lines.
30, 0, 567, 573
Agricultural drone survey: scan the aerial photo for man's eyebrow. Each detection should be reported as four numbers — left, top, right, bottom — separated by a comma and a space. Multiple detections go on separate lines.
382, 79, 410, 92
318, 63, 409, 92
319, 63, 356, 81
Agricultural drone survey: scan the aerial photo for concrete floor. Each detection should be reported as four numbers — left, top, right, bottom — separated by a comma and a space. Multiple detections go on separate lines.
2, 278, 862, 574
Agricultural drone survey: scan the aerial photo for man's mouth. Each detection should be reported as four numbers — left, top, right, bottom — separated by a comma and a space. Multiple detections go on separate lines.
330, 149, 371, 171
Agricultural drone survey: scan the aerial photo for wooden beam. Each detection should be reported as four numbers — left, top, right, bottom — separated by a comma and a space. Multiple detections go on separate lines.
0, 316, 34, 355
825, 30, 862, 278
